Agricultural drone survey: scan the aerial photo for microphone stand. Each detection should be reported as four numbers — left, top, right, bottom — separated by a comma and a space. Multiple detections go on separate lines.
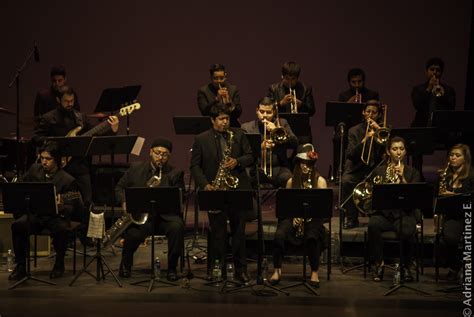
8, 43, 39, 178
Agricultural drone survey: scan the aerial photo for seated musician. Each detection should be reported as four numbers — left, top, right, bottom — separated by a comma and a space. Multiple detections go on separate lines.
9, 141, 82, 280
241, 97, 298, 188
270, 144, 327, 288
437, 144, 474, 281
115, 138, 185, 281
368, 136, 420, 282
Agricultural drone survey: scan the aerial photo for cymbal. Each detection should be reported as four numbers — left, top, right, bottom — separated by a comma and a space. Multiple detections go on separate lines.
87, 112, 108, 119
0, 106, 16, 115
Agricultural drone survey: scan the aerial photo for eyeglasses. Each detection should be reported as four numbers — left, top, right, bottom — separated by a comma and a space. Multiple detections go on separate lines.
152, 150, 170, 158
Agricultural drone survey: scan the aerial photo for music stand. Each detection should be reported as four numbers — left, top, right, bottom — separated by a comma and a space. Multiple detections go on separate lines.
372, 183, 433, 296
390, 128, 435, 174
276, 188, 333, 296
2, 182, 58, 289
278, 113, 310, 139
197, 189, 256, 293
431, 110, 474, 149
126, 186, 182, 292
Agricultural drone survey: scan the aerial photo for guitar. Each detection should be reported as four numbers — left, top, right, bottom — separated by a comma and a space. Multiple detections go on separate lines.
61, 102, 141, 166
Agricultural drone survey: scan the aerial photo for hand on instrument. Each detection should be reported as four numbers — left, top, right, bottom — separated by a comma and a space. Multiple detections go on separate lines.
224, 157, 238, 170
122, 202, 127, 213
261, 139, 275, 149
107, 116, 120, 132
280, 94, 293, 106
367, 118, 381, 131
263, 120, 277, 132
204, 184, 217, 191
347, 94, 359, 103
427, 75, 438, 92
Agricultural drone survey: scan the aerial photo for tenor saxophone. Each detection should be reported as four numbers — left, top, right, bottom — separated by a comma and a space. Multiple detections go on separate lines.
211, 129, 239, 190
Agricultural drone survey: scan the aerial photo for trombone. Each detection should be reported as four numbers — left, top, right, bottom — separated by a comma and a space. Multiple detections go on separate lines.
261, 105, 289, 177
289, 87, 298, 113
360, 104, 390, 165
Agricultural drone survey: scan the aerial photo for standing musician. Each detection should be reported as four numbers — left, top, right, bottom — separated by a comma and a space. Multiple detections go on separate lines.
9, 141, 82, 281
341, 100, 386, 229
115, 138, 185, 281
197, 63, 242, 127
368, 136, 420, 282
267, 61, 315, 144
270, 144, 327, 288
33, 65, 80, 128
190, 104, 254, 284
411, 57, 456, 128
241, 97, 298, 188
33, 85, 119, 242
437, 144, 474, 281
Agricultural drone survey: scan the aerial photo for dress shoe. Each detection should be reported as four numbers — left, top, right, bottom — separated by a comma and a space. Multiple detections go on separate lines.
234, 272, 250, 285
119, 264, 132, 278
308, 280, 320, 289
8, 264, 27, 281
372, 263, 384, 282
403, 266, 414, 283
343, 219, 359, 229
167, 270, 179, 282
49, 264, 65, 279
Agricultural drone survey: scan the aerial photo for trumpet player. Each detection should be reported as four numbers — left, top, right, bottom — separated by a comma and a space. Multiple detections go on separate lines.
270, 144, 327, 288
241, 97, 298, 188
411, 57, 455, 128
368, 136, 421, 282
267, 61, 315, 144
341, 100, 385, 229
190, 104, 254, 285
338, 68, 380, 103
115, 138, 185, 281
436, 144, 473, 281
197, 63, 242, 127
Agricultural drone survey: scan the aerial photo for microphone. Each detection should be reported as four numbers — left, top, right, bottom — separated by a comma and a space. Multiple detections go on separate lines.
34, 42, 40, 62
337, 122, 346, 136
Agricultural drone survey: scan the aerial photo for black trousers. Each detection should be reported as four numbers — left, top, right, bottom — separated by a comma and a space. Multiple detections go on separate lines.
441, 218, 463, 270
368, 214, 416, 266
273, 218, 323, 271
208, 209, 247, 273
121, 218, 184, 271
11, 214, 69, 266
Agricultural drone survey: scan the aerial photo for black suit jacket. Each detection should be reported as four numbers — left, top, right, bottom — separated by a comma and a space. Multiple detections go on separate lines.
33, 88, 80, 127
190, 128, 253, 190
411, 81, 455, 127
267, 81, 315, 116
115, 161, 185, 222
197, 83, 242, 127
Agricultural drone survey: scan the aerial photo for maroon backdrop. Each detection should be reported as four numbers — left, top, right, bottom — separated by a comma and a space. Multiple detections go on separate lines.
1, 0, 471, 174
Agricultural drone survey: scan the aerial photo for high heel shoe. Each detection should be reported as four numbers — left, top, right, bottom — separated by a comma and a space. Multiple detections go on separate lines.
269, 272, 281, 286
372, 264, 384, 282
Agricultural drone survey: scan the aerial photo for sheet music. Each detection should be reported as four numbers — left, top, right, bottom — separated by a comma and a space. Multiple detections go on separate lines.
87, 211, 105, 239
131, 136, 145, 156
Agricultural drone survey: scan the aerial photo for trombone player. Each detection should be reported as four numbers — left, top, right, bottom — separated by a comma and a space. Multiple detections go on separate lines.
241, 97, 298, 188
341, 100, 386, 229
115, 138, 185, 281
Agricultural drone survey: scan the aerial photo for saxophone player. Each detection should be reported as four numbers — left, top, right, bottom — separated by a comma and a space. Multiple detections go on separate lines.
115, 138, 185, 281
190, 104, 254, 284
241, 97, 298, 188
368, 136, 421, 282
437, 144, 474, 281
270, 144, 327, 288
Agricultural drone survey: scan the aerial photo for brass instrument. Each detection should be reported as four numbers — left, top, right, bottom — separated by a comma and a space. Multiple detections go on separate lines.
289, 87, 298, 113
360, 104, 390, 165
102, 167, 161, 248
261, 106, 289, 178
355, 88, 362, 103
219, 84, 231, 104
293, 166, 313, 238
211, 129, 239, 190
432, 75, 445, 97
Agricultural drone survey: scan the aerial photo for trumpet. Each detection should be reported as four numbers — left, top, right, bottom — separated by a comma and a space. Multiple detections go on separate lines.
289, 87, 298, 113
360, 104, 390, 165
431, 76, 445, 97
261, 106, 289, 178
219, 84, 231, 104
355, 88, 362, 103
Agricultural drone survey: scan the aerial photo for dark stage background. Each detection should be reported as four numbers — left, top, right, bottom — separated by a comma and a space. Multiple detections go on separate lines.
0, 0, 471, 174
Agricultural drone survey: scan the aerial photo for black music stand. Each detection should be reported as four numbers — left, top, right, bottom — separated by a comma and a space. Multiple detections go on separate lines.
126, 187, 182, 292
278, 113, 310, 139
47, 136, 92, 165
2, 182, 57, 289
197, 189, 256, 293
173, 116, 212, 263
276, 188, 333, 296
432, 110, 474, 149
372, 183, 433, 296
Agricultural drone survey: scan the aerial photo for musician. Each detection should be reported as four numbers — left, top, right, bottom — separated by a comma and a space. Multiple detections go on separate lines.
197, 63, 242, 127
368, 136, 420, 282
115, 138, 185, 281
190, 103, 254, 284
33, 65, 80, 127
267, 61, 315, 144
437, 144, 474, 281
9, 141, 82, 280
241, 97, 298, 187
33, 85, 119, 243
411, 57, 456, 127
341, 100, 385, 229
270, 144, 327, 288
334, 68, 380, 181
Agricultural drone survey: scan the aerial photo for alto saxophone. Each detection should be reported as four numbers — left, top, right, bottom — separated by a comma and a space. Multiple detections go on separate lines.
102, 166, 162, 248
434, 163, 450, 234
211, 129, 239, 190
293, 167, 313, 238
